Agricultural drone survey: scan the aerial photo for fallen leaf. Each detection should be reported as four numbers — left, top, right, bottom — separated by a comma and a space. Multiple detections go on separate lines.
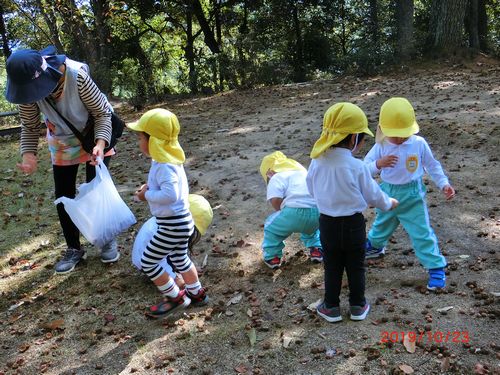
283, 336, 292, 348
403, 335, 416, 353
441, 357, 450, 371
227, 293, 243, 306
225, 310, 234, 316
474, 363, 488, 374
437, 306, 454, 313
247, 328, 256, 347
201, 254, 208, 268
399, 364, 414, 374
41, 319, 64, 330
234, 364, 248, 374
246, 309, 252, 318
307, 298, 322, 312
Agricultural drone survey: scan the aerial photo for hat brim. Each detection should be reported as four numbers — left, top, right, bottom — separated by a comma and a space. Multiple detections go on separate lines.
126, 120, 145, 132
5, 54, 66, 104
379, 122, 419, 138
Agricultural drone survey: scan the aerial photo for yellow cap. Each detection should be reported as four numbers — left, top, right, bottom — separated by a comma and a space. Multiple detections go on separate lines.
259, 151, 306, 182
310, 102, 373, 158
376, 97, 419, 143
127, 108, 185, 164
188, 194, 213, 235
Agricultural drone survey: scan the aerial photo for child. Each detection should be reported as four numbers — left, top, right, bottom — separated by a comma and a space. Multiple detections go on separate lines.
306, 103, 398, 323
128, 108, 208, 318
132, 194, 213, 288
259, 151, 323, 269
364, 97, 455, 290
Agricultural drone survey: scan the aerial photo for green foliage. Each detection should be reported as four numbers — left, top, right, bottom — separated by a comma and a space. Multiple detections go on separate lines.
1, 0, 498, 104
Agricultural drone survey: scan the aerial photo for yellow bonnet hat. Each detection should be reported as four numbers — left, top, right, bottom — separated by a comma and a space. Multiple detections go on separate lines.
259, 151, 306, 182
376, 97, 419, 143
310, 102, 373, 159
127, 108, 185, 164
188, 194, 213, 235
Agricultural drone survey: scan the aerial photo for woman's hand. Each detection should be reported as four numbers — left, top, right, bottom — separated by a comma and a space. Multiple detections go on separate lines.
89, 139, 106, 165
376, 155, 398, 169
16, 152, 38, 174
134, 184, 148, 202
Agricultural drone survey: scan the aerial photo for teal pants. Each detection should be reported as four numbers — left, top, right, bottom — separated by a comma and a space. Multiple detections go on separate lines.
262, 207, 321, 260
368, 179, 447, 270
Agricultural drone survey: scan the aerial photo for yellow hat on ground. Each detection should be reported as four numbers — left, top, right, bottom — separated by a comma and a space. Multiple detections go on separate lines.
310, 102, 373, 159
259, 151, 306, 182
188, 194, 213, 235
127, 108, 186, 164
376, 97, 419, 143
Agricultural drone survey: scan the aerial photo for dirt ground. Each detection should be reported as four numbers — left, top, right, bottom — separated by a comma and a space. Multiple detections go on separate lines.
1, 58, 499, 375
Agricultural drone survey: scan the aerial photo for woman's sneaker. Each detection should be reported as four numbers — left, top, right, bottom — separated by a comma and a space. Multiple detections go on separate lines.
350, 303, 371, 321
308, 247, 324, 263
146, 289, 191, 319
365, 240, 385, 259
186, 287, 209, 307
427, 268, 446, 290
316, 302, 342, 323
55, 247, 87, 274
100, 239, 120, 263
264, 256, 281, 270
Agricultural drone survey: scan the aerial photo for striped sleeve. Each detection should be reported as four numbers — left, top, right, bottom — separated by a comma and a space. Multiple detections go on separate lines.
77, 68, 112, 145
19, 103, 42, 155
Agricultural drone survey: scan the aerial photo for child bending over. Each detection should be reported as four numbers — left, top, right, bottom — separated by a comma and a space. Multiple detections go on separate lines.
259, 151, 323, 269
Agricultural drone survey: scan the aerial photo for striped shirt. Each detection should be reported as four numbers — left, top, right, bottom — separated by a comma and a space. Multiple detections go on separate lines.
18, 65, 112, 163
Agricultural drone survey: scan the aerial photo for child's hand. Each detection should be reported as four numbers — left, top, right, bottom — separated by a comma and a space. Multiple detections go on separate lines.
16, 152, 37, 174
376, 155, 398, 169
442, 184, 455, 200
389, 198, 399, 210
134, 184, 148, 202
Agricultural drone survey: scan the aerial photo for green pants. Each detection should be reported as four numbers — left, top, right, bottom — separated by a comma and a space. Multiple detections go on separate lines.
262, 207, 321, 260
368, 179, 446, 270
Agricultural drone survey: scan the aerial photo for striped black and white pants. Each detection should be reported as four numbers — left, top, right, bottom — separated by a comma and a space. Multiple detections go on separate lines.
141, 211, 194, 281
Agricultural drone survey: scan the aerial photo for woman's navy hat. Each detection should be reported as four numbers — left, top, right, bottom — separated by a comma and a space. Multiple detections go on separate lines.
5, 46, 66, 104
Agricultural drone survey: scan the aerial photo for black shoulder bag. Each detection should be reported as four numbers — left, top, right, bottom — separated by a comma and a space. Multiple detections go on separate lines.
46, 100, 125, 154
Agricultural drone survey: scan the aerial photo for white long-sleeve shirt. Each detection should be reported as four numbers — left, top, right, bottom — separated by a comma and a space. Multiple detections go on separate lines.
145, 161, 190, 217
306, 148, 392, 217
267, 170, 317, 210
364, 135, 450, 189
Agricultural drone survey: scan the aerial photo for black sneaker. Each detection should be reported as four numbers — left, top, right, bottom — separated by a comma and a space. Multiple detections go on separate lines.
55, 247, 87, 274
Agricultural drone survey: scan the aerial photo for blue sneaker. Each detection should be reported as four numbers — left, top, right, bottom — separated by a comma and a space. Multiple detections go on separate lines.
316, 302, 342, 323
427, 268, 446, 290
365, 240, 385, 259
55, 247, 87, 274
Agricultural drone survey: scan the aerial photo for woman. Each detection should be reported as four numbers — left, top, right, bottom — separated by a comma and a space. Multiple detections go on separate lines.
5, 46, 119, 274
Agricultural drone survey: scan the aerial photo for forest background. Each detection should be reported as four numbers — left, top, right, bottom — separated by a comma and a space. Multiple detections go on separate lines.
0, 0, 499, 111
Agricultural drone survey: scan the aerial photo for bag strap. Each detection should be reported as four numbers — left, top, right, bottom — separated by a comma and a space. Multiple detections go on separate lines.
45, 98, 87, 144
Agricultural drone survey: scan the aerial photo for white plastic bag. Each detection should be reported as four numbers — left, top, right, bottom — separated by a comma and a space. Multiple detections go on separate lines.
54, 160, 136, 248
132, 217, 175, 278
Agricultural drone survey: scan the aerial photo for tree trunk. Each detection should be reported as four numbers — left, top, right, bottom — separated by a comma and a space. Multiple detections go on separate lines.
0, 4, 11, 58
466, 0, 480, 51
291, 1, 305, 82
428, 0, 468, 55
189, 0, 220, 53
90, 0, 112, 95
395, 0, 414, 61
368, 0, 379, 47
185, 5, 198, 94
36, 0, 64, 53
477, 0, 488, 52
